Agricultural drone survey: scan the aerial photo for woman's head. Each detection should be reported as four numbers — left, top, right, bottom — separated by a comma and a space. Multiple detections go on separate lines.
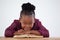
20, 3, 35, 31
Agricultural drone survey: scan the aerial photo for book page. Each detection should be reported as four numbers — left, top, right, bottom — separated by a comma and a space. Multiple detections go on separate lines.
14, 34, 43, 38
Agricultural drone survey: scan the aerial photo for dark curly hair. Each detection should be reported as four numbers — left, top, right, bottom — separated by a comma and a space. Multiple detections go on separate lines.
20, 2, 35, 18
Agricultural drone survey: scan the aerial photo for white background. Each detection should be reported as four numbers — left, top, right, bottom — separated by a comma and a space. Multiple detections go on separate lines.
0, 0, 60, 37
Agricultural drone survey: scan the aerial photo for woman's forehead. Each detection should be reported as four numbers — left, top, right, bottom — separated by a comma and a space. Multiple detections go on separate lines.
21, 15, 34, 23
20, 11, 35, 18
22, 15, 34, 19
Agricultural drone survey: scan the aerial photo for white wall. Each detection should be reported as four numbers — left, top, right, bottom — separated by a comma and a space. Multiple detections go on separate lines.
0, 0, 60, 37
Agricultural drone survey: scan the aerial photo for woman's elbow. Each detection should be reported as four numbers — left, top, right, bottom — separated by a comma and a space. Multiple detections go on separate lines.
5, 30, 14, 37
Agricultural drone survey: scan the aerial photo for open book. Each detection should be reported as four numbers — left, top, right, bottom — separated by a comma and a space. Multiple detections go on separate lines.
14, 34, 43, 38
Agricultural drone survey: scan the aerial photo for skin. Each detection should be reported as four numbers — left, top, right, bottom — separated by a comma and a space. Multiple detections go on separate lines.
14, 13, 41, 36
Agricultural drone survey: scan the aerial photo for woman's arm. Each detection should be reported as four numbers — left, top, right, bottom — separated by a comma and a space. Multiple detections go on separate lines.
5, 20, 17, 37
37, 20, 49, 37
30, 30, 41, 35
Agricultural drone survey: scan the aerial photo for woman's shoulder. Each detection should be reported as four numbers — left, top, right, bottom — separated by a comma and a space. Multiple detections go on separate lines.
13, 19, 20, 24
35, 18, 41, 23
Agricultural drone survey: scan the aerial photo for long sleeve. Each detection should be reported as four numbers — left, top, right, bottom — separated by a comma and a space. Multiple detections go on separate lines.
36, 19, 49, 37
5, 20, 17, 37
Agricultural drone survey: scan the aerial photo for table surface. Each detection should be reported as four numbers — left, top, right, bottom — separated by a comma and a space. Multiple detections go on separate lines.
0, 37, 60, 40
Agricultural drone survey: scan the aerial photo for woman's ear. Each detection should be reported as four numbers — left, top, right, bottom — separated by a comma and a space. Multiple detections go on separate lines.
34, 18, 35, 23
34, 19, 35, 23
19, 18, 21, 22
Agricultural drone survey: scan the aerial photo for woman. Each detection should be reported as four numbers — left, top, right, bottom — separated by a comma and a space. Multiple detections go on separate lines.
5, 3, 49, 37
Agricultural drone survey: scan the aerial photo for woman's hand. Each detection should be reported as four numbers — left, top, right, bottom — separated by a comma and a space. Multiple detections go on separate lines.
18, 29, 24, 33
23, 30, 41, 35
14, 29, 25, 35
24, 30, 41, 36
30, 30, 41, 35
14, 29, 41, 36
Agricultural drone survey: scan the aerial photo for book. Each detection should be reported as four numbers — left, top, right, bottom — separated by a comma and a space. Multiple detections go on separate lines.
14, 34, 43, 38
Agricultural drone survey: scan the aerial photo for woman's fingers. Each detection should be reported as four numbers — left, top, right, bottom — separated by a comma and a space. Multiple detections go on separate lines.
18, 29, 24, 33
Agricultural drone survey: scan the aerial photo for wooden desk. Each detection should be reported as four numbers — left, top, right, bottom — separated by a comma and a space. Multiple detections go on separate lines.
0, 37, 60, 40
